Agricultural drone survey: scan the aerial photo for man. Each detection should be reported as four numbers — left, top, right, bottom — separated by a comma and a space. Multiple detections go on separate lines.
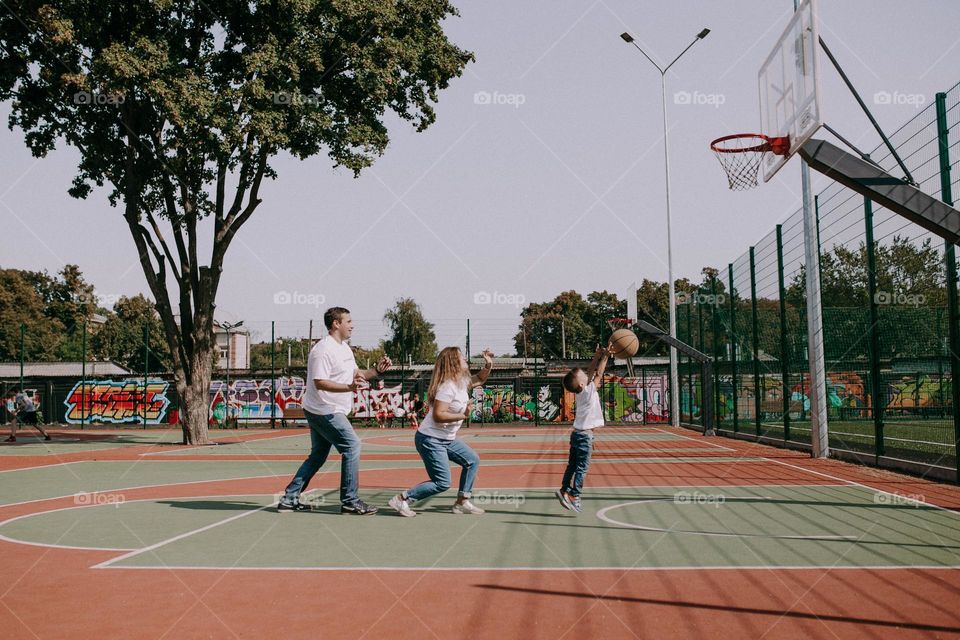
278, 307, 391, 514
5, 388, 51, 442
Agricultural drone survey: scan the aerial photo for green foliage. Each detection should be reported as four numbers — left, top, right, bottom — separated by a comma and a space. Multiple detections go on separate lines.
0, 269, 63, 360
92, 294, 170, 372
382, 298, 437, 363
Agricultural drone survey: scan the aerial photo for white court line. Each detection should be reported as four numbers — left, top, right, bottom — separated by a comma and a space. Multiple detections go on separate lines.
95, 564, 960, 572
0, 460, 85, 474
90, 490, 305, 569
0, 472, 286, 510
652, 427, 737, 452
765, 458, 960, 517
0, 492, 284, 552
595, 498, 859, 541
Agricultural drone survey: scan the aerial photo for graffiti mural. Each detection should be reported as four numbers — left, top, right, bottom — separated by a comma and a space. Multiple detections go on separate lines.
208, 377, 419, 422
64, 380, 171, 424
599, 374, 670, 423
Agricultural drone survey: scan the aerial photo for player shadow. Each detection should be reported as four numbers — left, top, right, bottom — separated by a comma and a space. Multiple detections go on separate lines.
155, 499, 268, 511
470, 584, 960, 634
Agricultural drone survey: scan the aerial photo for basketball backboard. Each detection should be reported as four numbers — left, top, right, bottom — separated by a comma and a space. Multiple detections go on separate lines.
758, 0, 822, 182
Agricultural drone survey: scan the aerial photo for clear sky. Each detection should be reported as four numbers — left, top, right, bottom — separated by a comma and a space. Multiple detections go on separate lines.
2, 0, 959, 355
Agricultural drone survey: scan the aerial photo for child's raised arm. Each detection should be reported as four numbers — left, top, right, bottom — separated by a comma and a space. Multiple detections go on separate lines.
588, 343, 613, 387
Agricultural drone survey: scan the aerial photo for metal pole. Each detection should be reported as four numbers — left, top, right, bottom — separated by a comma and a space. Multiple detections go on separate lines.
798, 0, 828, 459
864, 197, 884, 459
729, 264, 738, 433
19, 323, 25, 389
686, 302, 693, 423
466, 319, 471, 361
661, 73, 680, 428
81, 319, 87, 430
750, 247, 761, 436
934, 91, 960, 483
143, 323, 149, 429
271, 321, 276, 429
224, 328, 230, 430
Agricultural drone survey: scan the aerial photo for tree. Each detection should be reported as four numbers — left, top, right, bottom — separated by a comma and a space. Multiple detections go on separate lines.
382, 298, 437, 364
584, 290, 626, 346
514, 291, 594, 359
21, 265, 97, 359
1, 1, 472, 443
93, 294, 170, 373
0, 269, 63, 360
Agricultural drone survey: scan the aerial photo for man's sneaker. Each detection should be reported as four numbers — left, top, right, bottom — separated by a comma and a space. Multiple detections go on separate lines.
341, 500, 378, 515
388, 494, 416, 517
555, 489, 573, 510
43, 435, 51, 441
277, 500, 311, 513
3, 436, 15, 443
569, 495, 583, 513
452, 499, 485, 515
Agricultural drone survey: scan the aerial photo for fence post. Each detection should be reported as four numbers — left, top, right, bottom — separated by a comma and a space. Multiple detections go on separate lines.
864, 196, 884, 459
686, 302, 693, 423
711, 277, 721, 428
935, 91, 959, 483
270, 321, 276, 429
777, 224, 790, 442
750, 246, 761, 436
143, 323, 149, 429
81, 319, 87, 430
729, 263, 738, 432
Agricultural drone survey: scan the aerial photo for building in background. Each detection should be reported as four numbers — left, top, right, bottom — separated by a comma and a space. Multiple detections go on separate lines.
214, 321, 250, 371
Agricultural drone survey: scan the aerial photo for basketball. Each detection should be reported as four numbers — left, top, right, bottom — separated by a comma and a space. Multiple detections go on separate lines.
609, 328, 639, 359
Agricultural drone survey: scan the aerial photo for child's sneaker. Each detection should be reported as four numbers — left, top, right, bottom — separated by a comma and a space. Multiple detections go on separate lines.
569, 495, 583, 513
555, 489, 572, 510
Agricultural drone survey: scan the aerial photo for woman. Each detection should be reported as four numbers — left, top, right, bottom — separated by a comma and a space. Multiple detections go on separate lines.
389, 347, 494, 517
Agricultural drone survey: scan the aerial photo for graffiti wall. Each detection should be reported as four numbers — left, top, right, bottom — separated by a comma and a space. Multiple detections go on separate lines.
64, 380, 172, 425
207, 377, 420, 422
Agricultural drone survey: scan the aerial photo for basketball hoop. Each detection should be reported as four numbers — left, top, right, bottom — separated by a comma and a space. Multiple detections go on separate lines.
710, 134, 790, 190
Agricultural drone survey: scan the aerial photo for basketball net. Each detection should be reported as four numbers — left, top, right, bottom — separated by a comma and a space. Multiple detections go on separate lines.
710, 134, 789, 191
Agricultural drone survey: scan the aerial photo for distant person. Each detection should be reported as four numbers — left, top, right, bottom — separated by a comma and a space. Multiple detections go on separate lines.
277, 307, 392, 515
389, 348, 494, 517
5, 388, 51, 443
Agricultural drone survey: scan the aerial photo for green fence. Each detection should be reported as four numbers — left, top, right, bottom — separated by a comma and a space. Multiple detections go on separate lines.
679, 81, 960, 480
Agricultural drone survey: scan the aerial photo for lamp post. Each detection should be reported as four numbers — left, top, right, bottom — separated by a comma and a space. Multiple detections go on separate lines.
620, 27, 710, 427
221, 320, 244, 429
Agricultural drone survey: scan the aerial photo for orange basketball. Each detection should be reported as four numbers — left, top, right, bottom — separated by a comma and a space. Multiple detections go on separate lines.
610, 328, 639, 358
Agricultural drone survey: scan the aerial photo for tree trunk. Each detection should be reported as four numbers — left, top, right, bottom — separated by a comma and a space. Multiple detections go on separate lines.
178, 347, 213, 445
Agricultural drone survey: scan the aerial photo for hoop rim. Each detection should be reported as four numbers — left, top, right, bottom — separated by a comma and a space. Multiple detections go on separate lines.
710, 133, 790, 155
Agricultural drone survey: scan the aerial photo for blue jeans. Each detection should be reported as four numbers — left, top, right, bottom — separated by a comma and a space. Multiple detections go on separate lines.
405, 431, 480, 502
283, 411, 361, 505
561, 429, 594, 497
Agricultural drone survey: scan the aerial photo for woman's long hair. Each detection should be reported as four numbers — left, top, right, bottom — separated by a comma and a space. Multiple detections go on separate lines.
427, 347, 469, 403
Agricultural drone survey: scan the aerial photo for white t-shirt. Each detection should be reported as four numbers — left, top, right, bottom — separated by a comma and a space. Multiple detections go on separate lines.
418, 377, 470, 440
573, 381, 604, 431
302, 335, 358, 415
15, 393, 36, 413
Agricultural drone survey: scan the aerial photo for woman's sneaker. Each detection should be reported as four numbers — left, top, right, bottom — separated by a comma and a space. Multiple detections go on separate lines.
555, 489, 572, 510
452, 499, 484, 515
389, 494, 416, 517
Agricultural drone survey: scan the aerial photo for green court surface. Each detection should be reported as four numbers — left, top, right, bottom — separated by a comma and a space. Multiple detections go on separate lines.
3, 485, 957, 570
0, 431, 187, 455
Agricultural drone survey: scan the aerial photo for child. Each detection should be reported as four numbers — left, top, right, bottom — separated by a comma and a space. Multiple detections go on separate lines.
556, 343, 612, 513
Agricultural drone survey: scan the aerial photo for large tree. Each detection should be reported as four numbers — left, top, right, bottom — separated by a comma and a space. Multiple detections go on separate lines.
0, 1, 472, 443
0, 268, 63, 360
382, 298, 437, 364
93, 294, 170, 373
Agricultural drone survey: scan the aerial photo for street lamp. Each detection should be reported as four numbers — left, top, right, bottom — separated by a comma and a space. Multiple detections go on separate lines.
221, 320, 244, 429
620, 27, 709, 427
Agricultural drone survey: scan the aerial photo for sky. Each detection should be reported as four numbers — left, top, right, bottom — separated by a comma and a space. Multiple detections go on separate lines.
2, 0, 959, 355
